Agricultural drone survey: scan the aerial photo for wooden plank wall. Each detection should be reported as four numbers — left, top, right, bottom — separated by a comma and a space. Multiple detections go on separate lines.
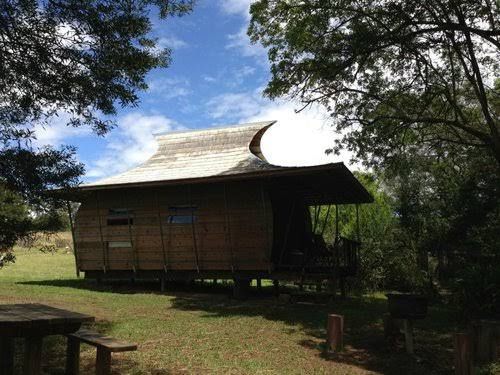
74, 181, 273, 273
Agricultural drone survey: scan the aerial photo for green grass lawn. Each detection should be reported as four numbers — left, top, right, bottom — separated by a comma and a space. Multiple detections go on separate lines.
0, 249, 457, 374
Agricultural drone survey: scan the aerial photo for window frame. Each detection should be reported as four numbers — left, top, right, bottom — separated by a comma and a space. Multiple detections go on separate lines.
107, 208, 134, 226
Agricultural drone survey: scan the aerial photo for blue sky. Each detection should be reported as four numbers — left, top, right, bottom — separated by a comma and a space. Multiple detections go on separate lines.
35, 0, 349, 182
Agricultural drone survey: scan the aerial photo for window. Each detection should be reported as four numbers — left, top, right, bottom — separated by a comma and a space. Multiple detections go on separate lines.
167, 206, 197, 224
108, 241, 132, 248
107, 208, 133, 226
168, 215, 196, 224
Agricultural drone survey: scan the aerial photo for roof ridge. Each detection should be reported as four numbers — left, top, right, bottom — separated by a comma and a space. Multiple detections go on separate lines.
153, 120, 276, 138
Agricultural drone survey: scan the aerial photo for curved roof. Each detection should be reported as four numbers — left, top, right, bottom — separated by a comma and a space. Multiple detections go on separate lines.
80, 120, 373, 204
83, 120, 278, 188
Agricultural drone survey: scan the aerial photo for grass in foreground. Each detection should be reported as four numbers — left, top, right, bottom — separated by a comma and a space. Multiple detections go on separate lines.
0, 248, 457, 374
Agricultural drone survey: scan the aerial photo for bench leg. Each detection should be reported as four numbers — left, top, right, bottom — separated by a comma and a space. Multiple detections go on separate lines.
0, 337, 14, 375
96, 347, 111, 375
65, 336, 80, 375
403, 319, 415, 355
24, 336, 43, 375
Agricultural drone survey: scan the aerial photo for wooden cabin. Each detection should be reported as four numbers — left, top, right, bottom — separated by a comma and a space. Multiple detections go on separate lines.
72, 121, 373, 290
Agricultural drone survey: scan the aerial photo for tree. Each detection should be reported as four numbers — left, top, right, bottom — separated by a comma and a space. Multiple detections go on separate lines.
0, 0, 193, 251
249, 0, 500, 167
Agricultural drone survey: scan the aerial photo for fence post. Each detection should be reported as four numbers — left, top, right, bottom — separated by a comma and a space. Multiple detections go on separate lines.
454, 332, 473, 375
470, 320, 500, 365
326, 314, 344, 352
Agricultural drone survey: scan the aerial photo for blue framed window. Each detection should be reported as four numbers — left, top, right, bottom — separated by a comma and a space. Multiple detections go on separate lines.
167, 206, 197, 224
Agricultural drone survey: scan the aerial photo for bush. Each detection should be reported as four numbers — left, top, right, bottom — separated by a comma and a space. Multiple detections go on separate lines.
453, 260, 500, 321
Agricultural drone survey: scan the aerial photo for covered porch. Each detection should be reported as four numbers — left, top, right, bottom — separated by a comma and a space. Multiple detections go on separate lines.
265, 164, 373, 282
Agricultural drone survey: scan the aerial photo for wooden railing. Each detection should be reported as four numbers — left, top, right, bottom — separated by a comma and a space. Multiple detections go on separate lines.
282, 235, 361, 276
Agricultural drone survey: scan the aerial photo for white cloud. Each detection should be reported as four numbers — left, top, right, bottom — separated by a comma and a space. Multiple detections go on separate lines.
85, 113, 184, 180
226, 26, 268, 65
238, 65, 256, 76
33, 112, 91, 147
157, 35, 188, 49
218, 0, 268, 66
146, 76, 191, 100
218, 0, 253, 19
206, 91, 261, 120
203, 75, 217, 83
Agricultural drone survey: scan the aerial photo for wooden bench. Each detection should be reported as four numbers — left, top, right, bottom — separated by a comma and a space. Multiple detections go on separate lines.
66, 329, 137, 375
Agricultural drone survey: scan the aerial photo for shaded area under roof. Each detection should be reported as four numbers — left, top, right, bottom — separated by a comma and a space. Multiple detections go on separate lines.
79, 121, 373, 204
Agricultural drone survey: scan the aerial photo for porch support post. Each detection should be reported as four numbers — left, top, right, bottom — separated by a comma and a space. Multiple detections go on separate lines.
279, 198, 296, 266
66, 200, 80, 278
355, 204, 360, 242
335, 204, 339, 242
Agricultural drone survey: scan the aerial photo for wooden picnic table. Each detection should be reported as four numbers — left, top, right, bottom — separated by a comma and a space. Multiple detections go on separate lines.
0, 303, 94, 375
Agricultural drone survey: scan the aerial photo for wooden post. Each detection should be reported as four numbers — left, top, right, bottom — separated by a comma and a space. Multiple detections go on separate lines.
66, 201, 80, 278
383, 313, 399, 339
233, 278, 250, 300
316, 281, 322, 292
160, 276, 166, 292
326, 314, 344, 352
340, 276, 346, 299
95, 192, 107, 273
279, 198, 296, 266
327, 277, 337, 300
188, 186, 200, 273
155, 189, 168, 273
260, 181, 272, 273
273, 279, 280, 296
95, 347, 112, 375
256, 278, 262, 290
24, 336, 43, 375
454, 332, 473, 375
65, 335, 81, 375
335, 205, 339, 241
0, 337, 14, 375
403, 319, 415, 355
355, 204, 360, 242
312, 205, 320, 233
471, 320, 500, 365
320, 204, 331, 236
223, 184, 235, 272
123, 191, 137, 273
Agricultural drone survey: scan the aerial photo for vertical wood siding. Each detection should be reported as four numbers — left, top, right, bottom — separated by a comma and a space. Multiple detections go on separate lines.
74, 181, 273, 272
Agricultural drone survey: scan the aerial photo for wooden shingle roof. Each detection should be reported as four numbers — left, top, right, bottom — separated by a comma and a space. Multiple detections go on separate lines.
82, 121, 278, 188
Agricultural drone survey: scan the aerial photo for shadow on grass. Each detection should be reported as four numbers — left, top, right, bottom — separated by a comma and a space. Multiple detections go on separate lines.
20, 278, 456, 374
18, 277, 238, 296
169, 292, 455, 375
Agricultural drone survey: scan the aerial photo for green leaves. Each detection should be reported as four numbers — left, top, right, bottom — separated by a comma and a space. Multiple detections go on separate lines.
0, 0, 193, 135
249, 0, 500, 166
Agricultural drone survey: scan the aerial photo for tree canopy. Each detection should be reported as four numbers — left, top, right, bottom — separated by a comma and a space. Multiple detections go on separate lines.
249, 0, 500, 167
0, 0, 193, 251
